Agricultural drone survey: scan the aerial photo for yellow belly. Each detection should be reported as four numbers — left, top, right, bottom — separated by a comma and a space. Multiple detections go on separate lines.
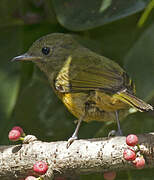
62, 92, 86, 119
56, 90, 129, 122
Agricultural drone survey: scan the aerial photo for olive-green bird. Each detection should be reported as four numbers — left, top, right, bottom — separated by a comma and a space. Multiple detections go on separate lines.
12, 33, 153, 146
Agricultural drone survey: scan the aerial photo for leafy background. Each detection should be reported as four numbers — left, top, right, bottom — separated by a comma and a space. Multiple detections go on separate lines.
0, 0, 154, 179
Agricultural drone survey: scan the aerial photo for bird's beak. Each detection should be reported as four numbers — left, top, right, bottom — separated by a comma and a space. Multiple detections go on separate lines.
11, 53, 42, 62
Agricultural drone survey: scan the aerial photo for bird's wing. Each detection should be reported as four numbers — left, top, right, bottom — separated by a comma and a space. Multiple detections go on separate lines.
54, 55, 133, 94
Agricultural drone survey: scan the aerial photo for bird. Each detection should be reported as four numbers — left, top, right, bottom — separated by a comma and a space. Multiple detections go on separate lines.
12, 33, 153, 147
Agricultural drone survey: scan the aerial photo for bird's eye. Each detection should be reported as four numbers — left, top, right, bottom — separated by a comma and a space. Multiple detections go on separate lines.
42, 47, 50, 55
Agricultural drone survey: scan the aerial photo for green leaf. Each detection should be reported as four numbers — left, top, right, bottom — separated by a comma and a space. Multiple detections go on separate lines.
0, 26, 23, 144
124, 23, 154, 100
100, 0, 112, 13
52, 0, 150, 31
138, 0, 154, 27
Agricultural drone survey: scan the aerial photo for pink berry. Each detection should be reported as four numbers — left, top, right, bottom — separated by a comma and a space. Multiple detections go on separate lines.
103, 171, 116, 180
33, 161, 48, 175
12, 126, 24, 135
133, 156, 145, 169
25, 176, 37, 180
123, 148, 136, 161
126, 134, 138, 146
8, 129, 21, 141
55, 177, 66, 180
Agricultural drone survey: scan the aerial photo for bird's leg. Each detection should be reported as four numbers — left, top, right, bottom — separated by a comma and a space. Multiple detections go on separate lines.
108, 111, 123, 137
67, 117, 83, 148
115, 110, 123, 136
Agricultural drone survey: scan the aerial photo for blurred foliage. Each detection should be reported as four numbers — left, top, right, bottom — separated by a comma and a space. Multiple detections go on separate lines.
52, 0, 150, 31
0, 0, 154, 179
138, 0, 154, 27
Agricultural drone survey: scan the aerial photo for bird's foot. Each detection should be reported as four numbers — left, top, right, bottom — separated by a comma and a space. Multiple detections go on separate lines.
66, 136, 78, 148
108, 130, 116, 138
117, 128, 123, 136
108, 129, 123, 138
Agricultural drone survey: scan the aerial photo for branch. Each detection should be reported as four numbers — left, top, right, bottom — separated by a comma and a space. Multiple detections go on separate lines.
0, 133, 154, 180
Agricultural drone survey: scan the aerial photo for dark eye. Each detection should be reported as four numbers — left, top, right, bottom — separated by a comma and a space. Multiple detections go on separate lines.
42, 47, 50, 55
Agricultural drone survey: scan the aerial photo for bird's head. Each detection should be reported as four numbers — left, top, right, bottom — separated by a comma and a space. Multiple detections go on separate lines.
11, 33, 79, 77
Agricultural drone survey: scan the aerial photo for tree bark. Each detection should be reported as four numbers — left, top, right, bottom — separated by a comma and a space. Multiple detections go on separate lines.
0, 133, 154, 180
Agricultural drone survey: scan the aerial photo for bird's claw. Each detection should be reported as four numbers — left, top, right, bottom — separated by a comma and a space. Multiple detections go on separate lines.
66, 136, 78, 148
108, 130, 117, 138
108, 129, 123, 138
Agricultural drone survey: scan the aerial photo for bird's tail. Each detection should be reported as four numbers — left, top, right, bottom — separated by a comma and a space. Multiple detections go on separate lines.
113, 90, 153, 112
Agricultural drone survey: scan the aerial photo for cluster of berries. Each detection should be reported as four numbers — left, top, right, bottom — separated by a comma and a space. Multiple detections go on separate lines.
24, 161, 65, 180
8, 126, 25, 141
25, 161, 48, 180
123, 134, 145, 169
103, 134, 145, 180
24, 162, 66, 180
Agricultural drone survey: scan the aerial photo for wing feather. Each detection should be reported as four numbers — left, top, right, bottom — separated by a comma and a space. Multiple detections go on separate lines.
54, 54, 131, 94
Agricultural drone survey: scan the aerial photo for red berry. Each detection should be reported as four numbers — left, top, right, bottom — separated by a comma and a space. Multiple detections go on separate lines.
8, 129, 21, 141
12, 126, 24, 135
123, 148, 136, 161
126, 134, 138, 146
103, 171, 116, 180
133, 156, 145, 169
33, 161, 48, 175
55, 177, 66, 180
25, 176, 37, 180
